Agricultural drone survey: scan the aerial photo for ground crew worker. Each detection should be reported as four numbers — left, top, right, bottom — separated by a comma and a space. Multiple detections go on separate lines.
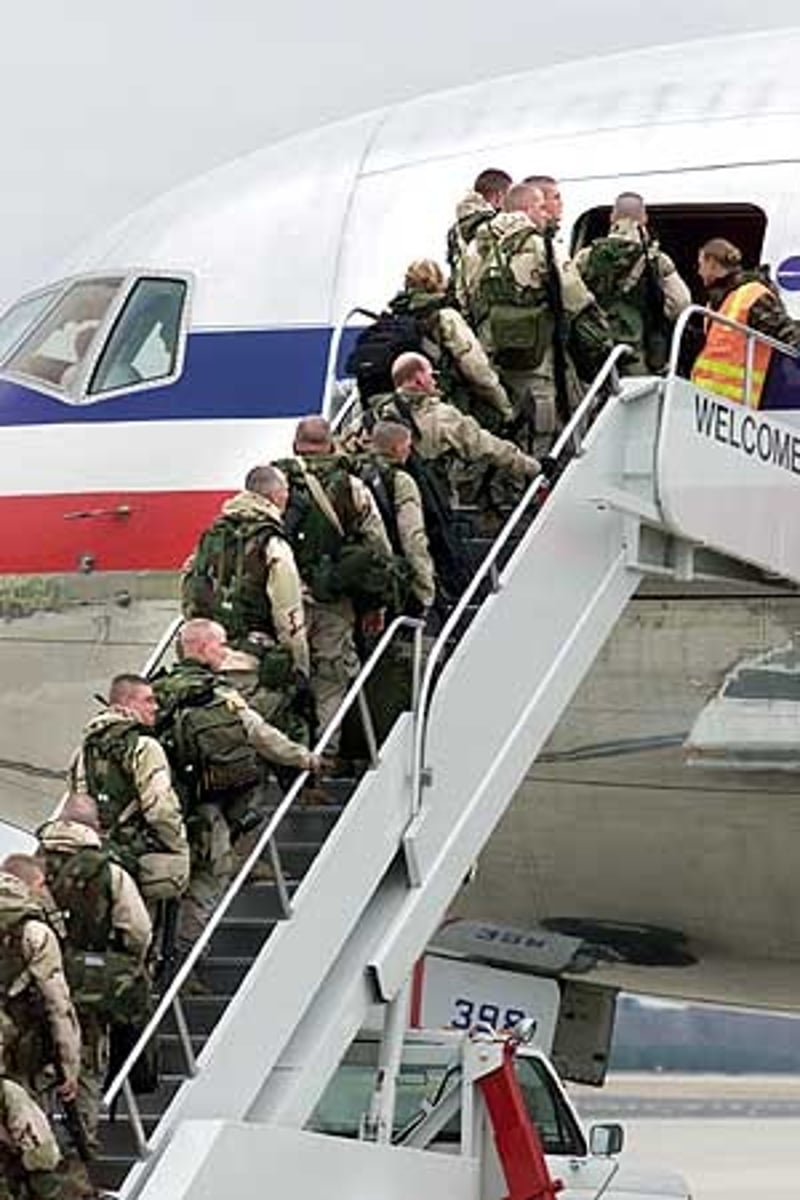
692, 237, 800, 406
68, 674, 190, 906
376, 353, 540, 499
280, 416, 394, 762
388, 259, 513, 431
0, 856, 80, 1106
575, 191, 691, 375
0, 1072, 66, 1200
446, 167, 512, 317
472, 182, 613, 458
181, 463, 311, 739
38, 792, 152, 1156
360, 421, 436, 616
154, 619, 318, 947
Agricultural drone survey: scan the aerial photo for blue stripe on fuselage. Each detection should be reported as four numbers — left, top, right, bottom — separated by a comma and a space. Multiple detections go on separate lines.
0, 326, 335, 426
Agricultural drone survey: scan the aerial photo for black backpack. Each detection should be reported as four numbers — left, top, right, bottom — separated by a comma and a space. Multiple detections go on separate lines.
345, 309, 422, 400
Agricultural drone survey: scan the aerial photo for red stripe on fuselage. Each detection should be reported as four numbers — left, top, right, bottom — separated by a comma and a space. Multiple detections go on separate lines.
0, 491, 234, 574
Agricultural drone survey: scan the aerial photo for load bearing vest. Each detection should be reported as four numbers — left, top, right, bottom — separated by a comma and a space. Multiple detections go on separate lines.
691, 281, 773, 407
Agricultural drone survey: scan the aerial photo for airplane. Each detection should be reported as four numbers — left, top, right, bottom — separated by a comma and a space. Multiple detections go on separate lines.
2, 24, 800, 1018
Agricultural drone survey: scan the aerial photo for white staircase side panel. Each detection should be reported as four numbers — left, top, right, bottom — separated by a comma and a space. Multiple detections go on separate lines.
657, 378, 800, 581
137, 1122, 480, 1200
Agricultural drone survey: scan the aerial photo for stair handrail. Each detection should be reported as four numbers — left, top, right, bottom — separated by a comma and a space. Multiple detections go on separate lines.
104, 613, 424, 1121
323, 304, 376, 422
668, 302, 800, 407
410, 343, 631, 815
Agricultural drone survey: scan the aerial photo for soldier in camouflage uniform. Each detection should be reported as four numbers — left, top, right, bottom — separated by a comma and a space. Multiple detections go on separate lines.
0, 857, 80, 1107
68, 675, 190, 906
38, 793, 152, 1156
282, 417, 393, 761
181, 464, 311, 742
446, 168, 512, 319
155, 619, 318, 948
471, 182, 613, 458
574, 192, 691, 375
376, 353, 540, 496
359, 421, 436, 616
0, 1074, 65, 1200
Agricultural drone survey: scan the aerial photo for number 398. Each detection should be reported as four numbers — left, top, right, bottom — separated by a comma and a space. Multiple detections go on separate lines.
451, 998, 526, 1030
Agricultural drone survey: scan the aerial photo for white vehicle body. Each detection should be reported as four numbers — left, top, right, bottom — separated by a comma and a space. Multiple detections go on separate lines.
308, 1029, 691, 1200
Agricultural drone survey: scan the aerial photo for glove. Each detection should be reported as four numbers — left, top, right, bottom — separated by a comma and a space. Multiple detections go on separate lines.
539, 454, 563, 484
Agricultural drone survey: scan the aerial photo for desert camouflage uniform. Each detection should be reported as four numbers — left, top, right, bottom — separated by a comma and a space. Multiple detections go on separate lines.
154, 662, 314, 945
292, 460, 392, 754
446, 190, 496, 318
0, 875, 81, 1106
362, 455, 436, 611
38, 820, 151, 1153
69, 710, 190, 903
0, 1076, 65, 1199
183, 490, 310, 733
376, 388, 539, 490
472, 211, 610, 457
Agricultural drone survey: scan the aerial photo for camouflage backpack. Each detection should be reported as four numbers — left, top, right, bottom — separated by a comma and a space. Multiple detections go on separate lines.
181, 512, 283, 644
475, 227, 554, 370
43, 846, 150, 1025
580, 237, 668, 367
278, 456, 405, 611
79, 719, 142, 838
0, 878, 43, 1004
153, 661, 261, 812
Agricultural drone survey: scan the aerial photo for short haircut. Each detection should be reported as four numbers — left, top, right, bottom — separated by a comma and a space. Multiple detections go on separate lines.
391, 351, 430, 389
61, 791, 100, 831
178, 618, 224, 659
523, 174, 557, 188
504, 182, 543, 214
294, 415, 333, 452
700, 238, 742, 271
612, 191, 646, 221
245, 463, 287, 497
473, 168, 512, 200
2, 854, 44, 887
372, 420, 412, 454
109, 673, 150, 706
404, 259, 446, 294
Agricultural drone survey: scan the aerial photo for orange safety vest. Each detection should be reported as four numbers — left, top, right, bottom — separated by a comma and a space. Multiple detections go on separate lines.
691, 281, 773, 407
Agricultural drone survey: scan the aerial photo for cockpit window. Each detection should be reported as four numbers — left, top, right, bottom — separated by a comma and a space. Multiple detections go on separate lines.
89, 277, 187, 395
5, 277, 122, 388
723, 668, 800, 701
0, 287, 61, 364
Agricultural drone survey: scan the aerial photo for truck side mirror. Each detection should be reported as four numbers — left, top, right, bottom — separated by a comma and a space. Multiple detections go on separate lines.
590, 1122, 624, 1156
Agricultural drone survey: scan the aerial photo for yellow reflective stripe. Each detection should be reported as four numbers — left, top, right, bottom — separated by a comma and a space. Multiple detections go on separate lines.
693, 358, 766, 384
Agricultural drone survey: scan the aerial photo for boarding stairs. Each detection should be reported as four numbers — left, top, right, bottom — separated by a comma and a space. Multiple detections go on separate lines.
98, 312, 800, 1198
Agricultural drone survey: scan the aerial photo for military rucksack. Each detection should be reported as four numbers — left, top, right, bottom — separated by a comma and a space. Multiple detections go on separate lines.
279, 456, 405, 612
345, 309, 423, 400
475, 227, 554, 371
80, 719, 142, 837
581, 237, 668, 370
43, 846, 150, 1025
181, 512, 283, 644
153, 662, 261, 811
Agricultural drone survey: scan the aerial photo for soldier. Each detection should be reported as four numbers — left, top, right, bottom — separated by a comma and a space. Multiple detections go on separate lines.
446, 167, 512, 317
471, 181, 612, 458
359, 421, 436, 617
387, 259, 513, 431
38, 792, 152, 1156
181, 463, 312, 740
68, 674, 190, 906
523, 174, 564, 234
280, 416, 394, 762
0, 1073, 66, 1200
375, 352, 540, 498
154, 619, 319, 946
574, 192, 691, 375
0, 858, 81, 1130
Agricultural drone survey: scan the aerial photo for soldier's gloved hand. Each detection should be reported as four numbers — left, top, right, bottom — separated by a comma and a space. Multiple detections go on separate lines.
539, 454, 564, 484
307, 753, 322, 775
